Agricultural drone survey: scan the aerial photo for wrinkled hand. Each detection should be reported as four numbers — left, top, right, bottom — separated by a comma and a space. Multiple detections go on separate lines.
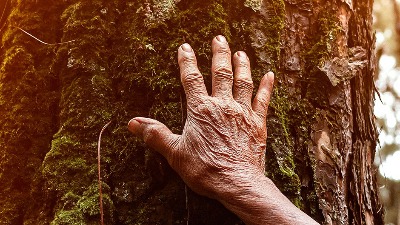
128, 35, 319, 225
128, 35, 274, 200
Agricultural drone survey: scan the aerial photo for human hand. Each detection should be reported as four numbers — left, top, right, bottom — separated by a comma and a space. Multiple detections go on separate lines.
128, 35, 318, 225
128, 35, 273, 199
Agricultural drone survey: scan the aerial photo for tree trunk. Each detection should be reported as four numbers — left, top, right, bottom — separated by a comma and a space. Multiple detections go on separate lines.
0, 0, 384, 224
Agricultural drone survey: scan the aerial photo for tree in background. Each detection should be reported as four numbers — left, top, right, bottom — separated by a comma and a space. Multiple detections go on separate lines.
0, 0, 383, 224
373, 0, 400, 223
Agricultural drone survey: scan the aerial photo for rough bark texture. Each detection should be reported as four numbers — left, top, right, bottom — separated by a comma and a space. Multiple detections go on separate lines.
0, 0, 383, 224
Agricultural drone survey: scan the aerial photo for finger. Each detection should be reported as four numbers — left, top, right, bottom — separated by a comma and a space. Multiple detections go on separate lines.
233, 51, 253, 106
128, 117, 180, 161
211, 35, 233, 99
252, 72, 274, 118
178, 43, 208, 103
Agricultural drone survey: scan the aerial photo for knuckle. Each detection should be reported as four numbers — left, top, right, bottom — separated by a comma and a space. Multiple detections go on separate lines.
217, 46, 231, 55
256, 96, 268, 109
182, 73, 205, 96
178, 53, 196, 65
182, 71, 203, 84
179, 55, 203, 86
189, 99, 213, 115
235, 78, 253, 89
214, 66, 233, 79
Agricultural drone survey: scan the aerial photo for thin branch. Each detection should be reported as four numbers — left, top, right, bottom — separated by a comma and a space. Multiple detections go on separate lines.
13, 26, 76, 45
97, 120, 112, 225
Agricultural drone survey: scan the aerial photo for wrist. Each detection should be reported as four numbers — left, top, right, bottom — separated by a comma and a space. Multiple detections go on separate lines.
216, 173, 319, 225
217, 173, 280, 224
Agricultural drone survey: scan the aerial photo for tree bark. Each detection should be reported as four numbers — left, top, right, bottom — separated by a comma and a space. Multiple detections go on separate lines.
0, 0, 383, 224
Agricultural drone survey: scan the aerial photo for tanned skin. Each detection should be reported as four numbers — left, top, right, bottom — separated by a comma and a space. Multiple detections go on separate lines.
128, 35, 319, 225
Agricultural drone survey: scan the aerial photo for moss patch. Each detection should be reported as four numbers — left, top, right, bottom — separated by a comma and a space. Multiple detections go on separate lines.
304, 14, 342, 71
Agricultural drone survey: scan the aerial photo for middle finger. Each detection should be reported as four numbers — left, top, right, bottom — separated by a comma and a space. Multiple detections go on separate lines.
211, 35, 233, 99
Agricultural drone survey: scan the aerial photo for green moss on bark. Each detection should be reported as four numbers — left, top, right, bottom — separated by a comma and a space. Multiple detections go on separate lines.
0, 1, 64, 223
39, 1, 118, 224
305, 14, 341, 71
266, 85, 302, 206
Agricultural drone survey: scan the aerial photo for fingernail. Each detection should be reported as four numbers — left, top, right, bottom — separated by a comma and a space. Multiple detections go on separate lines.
181, 43, 192, 52
216, 35, 227, 43
128, 118, 140, 135
237, 51, 247, 58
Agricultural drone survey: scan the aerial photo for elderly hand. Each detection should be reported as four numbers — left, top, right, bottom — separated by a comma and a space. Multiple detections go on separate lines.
128, 35, 318, 225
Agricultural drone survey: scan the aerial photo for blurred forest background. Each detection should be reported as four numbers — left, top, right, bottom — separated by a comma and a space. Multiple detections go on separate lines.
374, 0, 400, 224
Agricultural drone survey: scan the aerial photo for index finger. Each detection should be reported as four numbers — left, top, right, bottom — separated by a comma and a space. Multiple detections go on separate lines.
178, 43, 208, 102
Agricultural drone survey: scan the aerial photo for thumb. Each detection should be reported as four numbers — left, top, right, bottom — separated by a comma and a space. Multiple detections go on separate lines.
128, 117, 180, 160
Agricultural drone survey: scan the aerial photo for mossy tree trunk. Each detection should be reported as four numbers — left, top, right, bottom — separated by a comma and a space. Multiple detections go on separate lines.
0, 0, 383, 224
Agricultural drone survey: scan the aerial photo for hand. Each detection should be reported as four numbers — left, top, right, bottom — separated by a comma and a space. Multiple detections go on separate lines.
128, 35, 272, 198
128, 35, 318, 225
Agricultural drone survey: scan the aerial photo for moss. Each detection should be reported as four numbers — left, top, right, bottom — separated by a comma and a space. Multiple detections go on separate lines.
301, 13, 341, 111
304, 14, 342, 73
270, 87, 291, 144
141, 0, 177, 26
42, 133, 91, 192
262, 0, 285, 62
0, 0, 65, 223
37, 1, 118, 224
266, 83, 303, 205
51, 183, 116, 225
